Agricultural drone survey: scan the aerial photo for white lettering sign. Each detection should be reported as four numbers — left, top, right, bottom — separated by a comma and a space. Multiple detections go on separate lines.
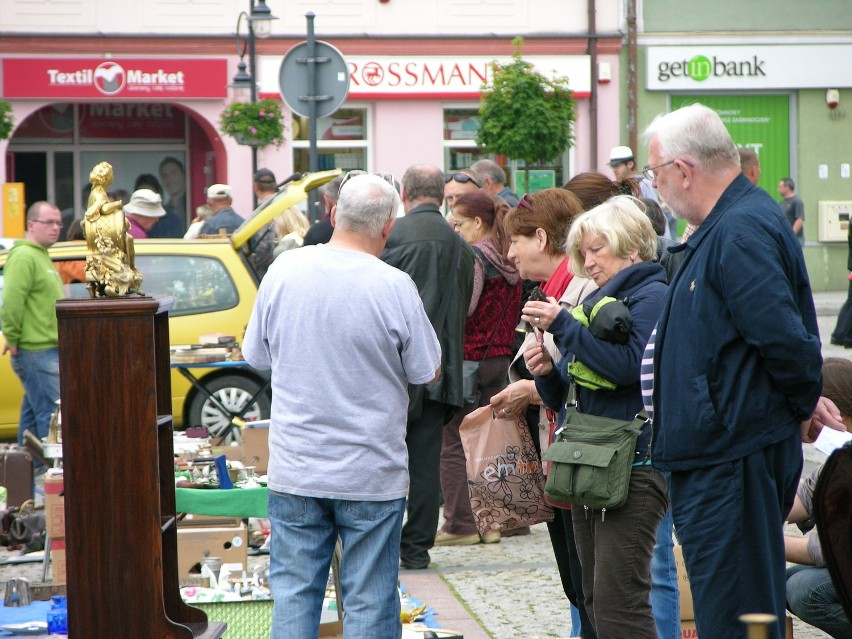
647, 45, 852, 90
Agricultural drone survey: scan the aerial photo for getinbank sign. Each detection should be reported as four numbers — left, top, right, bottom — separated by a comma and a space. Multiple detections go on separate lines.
647, 45, 852, 91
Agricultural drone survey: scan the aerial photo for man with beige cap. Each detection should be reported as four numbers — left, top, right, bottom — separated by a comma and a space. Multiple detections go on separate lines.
608, 145, 659, 203
124, 188, 166, 238
199, 184, 244, 236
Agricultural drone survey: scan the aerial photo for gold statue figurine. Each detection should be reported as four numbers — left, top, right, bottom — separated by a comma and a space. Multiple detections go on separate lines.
82, 162, 143, 297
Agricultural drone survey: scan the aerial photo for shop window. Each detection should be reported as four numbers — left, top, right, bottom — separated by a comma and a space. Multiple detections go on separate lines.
442, 107, 567, 194
13, 105, 74, 144
291, 107, 368, 172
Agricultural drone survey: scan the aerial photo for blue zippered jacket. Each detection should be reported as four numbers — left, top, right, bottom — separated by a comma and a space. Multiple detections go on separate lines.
652, 173, 822, 472
536, 260, 667, 460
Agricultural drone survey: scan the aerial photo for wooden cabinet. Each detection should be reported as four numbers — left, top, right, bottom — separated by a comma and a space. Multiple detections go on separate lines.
56, 295, 224, 638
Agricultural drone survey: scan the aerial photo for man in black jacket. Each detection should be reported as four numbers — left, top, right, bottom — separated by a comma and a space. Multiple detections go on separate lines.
382, 164, 475, 569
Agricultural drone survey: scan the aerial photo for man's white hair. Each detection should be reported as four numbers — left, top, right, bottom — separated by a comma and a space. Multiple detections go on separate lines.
643, 103, 740, 174
336, 174, 399, 237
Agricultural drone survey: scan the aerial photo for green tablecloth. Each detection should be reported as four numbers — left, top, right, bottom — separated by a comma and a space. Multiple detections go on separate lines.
175, 487, 268, 518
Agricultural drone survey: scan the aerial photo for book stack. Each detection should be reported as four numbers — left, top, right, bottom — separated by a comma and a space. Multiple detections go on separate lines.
170, 334, 240, 363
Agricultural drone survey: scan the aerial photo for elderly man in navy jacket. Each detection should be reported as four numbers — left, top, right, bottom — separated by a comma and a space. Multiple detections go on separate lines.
643, 103, 843, 639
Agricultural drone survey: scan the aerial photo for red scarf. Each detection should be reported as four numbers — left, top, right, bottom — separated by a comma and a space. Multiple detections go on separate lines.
540, 257, 573, 300
539, 256, 575, 510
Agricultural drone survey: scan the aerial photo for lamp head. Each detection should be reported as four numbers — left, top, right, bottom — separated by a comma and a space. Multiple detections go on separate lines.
250, 0, 278, 38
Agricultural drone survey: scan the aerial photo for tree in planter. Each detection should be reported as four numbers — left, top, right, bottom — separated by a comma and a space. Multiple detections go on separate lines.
477, 37, 576, 194
219, 98, 286, 148
0, 100, 15, 141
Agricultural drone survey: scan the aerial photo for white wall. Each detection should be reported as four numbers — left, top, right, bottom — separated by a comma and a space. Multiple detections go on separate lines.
0, 0, 624, 36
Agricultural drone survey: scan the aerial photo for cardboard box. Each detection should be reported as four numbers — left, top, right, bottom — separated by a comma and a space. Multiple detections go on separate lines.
680, 616, 792, 638
673, 544, 694, 619
44, 472, 65, 539
177, 523, 247, 579
178, 513, 242, 528
52, 537, 67, 585
243, 420, 269, 474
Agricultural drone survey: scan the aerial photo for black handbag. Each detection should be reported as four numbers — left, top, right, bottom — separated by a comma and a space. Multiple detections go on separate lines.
1, 499, 46, 549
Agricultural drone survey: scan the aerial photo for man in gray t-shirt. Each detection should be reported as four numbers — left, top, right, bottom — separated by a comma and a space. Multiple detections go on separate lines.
778, 177, 805, 246
243, 174, 441, 639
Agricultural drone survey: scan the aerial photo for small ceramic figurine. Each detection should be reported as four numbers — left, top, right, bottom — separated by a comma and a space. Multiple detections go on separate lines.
82, 161, 143, 297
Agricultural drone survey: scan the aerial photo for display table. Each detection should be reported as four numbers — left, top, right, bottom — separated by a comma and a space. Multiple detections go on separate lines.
175, 487, 268, 519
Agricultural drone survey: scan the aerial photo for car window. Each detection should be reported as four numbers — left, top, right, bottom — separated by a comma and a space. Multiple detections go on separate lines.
0, 254, 239, 325
135, 255, 239, 316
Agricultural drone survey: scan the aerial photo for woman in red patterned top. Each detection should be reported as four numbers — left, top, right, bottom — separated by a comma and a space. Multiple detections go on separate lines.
435, 190, 521, 546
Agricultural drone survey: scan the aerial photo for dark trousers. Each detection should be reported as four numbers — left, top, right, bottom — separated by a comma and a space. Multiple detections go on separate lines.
400, 397, 449, 567
573, 467, 668, 639
671, 432, 802, 639
832, 277, 852, 345
549, 507, 597, 639
440, 356, 510, 535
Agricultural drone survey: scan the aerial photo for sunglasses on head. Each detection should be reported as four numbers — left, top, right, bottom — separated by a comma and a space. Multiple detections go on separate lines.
340, 170, 396, 191
444, 172, 481, 188
517, 193, 535, 212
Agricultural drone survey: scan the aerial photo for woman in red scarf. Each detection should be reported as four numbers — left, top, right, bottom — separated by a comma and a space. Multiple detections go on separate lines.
490, 187, 597, 638
436, 191, 522, 546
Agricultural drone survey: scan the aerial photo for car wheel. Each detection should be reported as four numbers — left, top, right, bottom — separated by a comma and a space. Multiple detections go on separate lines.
186, 374, 271, 445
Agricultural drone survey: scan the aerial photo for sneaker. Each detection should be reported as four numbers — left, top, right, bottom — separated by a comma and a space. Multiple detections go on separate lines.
433, 530, 481, 546
501, 525, 531, 538
480, 531, 501, 544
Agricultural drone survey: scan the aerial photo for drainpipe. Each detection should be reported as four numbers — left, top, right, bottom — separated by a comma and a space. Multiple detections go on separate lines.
626, 0, 638, 154
587, 0, 598, 171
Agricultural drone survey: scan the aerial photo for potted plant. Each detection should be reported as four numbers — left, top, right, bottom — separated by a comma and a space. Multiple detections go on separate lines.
0, 100, 14, 141
218, 98, 286, 148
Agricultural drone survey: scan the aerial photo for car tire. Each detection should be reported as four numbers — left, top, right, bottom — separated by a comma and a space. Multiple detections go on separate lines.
186, 374, 271, 445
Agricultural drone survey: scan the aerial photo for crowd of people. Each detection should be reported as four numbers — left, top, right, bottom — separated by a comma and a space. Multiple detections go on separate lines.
3, 103, 851, 639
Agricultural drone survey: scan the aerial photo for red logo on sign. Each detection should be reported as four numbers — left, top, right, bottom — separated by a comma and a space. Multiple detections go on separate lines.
361, 62, 384, 87
94, 61, 126, 96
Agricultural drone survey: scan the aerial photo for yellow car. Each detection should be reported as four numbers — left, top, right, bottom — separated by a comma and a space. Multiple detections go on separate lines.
0, 170, 340, 442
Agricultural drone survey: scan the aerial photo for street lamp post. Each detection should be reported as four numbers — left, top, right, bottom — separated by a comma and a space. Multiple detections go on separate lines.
230, 0, 278, 208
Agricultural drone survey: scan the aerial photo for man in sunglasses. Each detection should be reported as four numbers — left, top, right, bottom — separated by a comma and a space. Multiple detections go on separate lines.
443, 169, 481, 210
2, 201, 64, 449
383, 164, 475, 570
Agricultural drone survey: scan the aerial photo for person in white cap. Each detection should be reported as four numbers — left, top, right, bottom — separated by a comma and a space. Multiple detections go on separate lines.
123, 188, 166, 239
199, 184, 244, 236
608, 145, 659, 203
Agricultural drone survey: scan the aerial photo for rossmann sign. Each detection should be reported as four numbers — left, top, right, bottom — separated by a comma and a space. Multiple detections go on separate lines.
2, 58, 228, 99
259, 55, 591, 100
647, 45, 852, 91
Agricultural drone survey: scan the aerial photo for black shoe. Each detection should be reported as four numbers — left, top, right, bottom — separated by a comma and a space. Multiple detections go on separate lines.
831, 336, 844, 346
399, 558, 430, 570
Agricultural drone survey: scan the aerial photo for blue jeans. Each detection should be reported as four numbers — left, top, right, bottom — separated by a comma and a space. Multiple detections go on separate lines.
787, 565, 852, 638
10, 347, 60, 445
268, 491, 405, 639
651, 504, 680, 639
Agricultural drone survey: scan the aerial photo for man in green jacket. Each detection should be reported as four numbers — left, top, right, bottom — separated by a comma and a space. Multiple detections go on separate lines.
2, 201, 64, 446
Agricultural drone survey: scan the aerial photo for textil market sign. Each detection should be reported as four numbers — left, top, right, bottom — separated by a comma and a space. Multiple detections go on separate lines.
2, 58, 228, 99
260, 55, 591, 100
647, 45, 852, 91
